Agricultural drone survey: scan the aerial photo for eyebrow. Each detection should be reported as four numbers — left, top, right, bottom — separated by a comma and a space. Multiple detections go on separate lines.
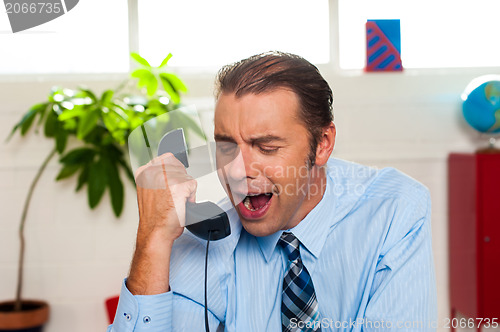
214, 133, 236, 143
214, 134, 286, 145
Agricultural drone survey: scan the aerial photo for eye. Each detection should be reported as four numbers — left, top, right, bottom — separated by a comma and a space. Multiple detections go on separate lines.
259, 146, 279, 154
216, 142, 237, 154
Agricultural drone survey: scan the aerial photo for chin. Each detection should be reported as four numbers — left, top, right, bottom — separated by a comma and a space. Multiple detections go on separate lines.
239, 218, 280, 237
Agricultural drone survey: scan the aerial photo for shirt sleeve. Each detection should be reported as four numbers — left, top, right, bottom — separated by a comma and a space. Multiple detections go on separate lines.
362, 188, 438, 332
106, 278, 222, 332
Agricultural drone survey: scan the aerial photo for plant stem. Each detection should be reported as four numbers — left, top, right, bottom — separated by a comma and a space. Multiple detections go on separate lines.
14, 148, 57, 311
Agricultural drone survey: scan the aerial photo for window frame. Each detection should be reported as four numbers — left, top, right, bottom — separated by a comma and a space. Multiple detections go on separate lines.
0, 0, 498, 83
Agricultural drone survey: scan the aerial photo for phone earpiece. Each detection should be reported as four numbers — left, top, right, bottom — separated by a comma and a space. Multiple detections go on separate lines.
158, 128, 231, 241
185, 202, 231, 241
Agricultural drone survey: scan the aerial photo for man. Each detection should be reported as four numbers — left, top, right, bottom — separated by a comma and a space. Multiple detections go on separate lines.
108, 52, 437, 331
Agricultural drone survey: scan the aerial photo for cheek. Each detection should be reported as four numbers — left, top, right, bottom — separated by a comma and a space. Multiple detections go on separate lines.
264, 163, 310, 183
261, 164, 282, 179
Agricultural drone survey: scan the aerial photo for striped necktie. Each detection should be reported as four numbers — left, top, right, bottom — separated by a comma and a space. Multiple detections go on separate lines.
279, 232, 321, 332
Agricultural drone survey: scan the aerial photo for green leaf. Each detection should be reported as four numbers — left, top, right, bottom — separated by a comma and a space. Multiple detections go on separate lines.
110, 130, 127, 145
6, 97, 48, 140
101, 90, 114, 106
159, 53, 173, 68
110, 104, 130, 124
5, 124, 20, 142
146, 78, 159, 96
161, 73, 188, 93
60, 148, 95, 165
131, 69, 151, 84
20, 108, 38, 135
130, 69, 148, 86
102, 111, 118, 132
159, 74, 180, 104
35, 103, 50, 125
131, 52, 151, 67
103, 156, 124, 217
77, 109, 100, 139
58, 108, 84, 121
6, 102, 48, 140
44, 110, 57, 137
76, 164, 90, 192
49, 89, 64, 103
87, 158, 107, 209
55, 128, 68, 154
129, 116, 145, 131
147, 105, 168, 116
132, 69, 158, 96
62, 118, 77, 131
79, 88, 98, 102
102, 111, 128, 145
56, 163, 80, 181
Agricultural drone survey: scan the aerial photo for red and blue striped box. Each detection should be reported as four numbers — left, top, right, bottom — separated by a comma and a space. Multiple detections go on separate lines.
365, 19, 403, 72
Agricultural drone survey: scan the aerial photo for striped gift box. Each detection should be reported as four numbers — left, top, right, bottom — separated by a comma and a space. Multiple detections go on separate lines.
365, 19, 403, 72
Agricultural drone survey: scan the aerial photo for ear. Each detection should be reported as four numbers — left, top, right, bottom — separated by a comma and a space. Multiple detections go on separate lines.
314, 122, 336, 167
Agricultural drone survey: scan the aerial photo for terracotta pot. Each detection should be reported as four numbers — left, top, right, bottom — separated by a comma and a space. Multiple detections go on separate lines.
0, 300, 49, 332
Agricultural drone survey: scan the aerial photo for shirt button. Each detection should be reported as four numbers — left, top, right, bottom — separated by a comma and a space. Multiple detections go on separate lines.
143, 316, 151, 324
123, 312, 132, 321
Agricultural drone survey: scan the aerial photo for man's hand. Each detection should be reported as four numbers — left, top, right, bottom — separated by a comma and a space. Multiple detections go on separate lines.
127, 153, 197, 295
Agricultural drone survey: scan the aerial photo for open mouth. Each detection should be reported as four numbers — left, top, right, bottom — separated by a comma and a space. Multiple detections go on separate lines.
243, 193, 273, 211
237, 192, 274, 220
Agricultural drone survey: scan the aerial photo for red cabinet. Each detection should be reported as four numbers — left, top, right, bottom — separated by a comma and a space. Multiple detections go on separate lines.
449, 153, 500, 331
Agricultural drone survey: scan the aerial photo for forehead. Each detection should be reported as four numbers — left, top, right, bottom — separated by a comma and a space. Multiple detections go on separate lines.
214, 89, 303, 138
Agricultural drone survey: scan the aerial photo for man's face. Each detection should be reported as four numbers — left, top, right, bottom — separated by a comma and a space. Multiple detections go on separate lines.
214, 89, 326, 237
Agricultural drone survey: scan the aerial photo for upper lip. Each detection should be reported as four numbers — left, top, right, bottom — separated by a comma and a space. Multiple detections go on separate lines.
246, 192, 272, 196
232, 190, 273, 198
227, 182, 274, 198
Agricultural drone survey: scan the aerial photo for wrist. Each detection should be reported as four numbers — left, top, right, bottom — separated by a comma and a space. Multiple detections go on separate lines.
136, 225, 179, 250
128, 233, 176, 295
127, 248, 172, 295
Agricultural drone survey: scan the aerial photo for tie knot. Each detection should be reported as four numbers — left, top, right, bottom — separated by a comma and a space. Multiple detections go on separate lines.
278, 232, 300, 262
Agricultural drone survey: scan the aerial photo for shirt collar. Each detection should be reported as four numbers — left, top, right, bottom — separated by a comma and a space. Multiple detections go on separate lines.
256, 173, 335, 263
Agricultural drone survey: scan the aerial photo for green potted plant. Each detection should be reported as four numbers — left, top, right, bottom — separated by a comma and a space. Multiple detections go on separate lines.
0, 53, 203, 331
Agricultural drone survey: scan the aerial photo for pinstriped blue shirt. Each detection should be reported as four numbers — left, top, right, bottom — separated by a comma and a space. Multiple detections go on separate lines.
107, 158, 437, 331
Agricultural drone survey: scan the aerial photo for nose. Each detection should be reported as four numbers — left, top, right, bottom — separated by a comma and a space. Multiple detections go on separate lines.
224, 145, 258, 182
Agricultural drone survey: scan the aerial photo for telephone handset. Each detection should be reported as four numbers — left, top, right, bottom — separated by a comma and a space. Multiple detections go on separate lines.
157, 128, 231, 241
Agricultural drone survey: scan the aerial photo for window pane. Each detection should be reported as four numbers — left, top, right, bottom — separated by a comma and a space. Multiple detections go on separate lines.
138, 0, 330, 68
0, 0, 129, 74
339, 0, 500, 69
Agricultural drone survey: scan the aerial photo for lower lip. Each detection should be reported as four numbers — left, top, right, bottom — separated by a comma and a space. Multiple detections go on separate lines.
237, 195, 273, 220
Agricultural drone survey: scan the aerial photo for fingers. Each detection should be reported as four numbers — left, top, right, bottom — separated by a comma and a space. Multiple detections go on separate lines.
153, 152, 186, 169
135, 153, 188, 187
186, 178, 197, 203
134, 152, 197, 239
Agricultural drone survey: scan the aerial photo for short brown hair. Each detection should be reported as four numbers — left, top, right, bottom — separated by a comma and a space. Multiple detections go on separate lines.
215, 51, 333, 166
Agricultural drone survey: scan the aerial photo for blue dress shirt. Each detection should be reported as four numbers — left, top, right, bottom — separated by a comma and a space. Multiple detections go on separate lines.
107, 158, 437, 331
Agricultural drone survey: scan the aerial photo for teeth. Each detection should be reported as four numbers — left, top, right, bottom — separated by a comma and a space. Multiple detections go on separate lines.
242, 193, 273, 212
243, 196, 256, 211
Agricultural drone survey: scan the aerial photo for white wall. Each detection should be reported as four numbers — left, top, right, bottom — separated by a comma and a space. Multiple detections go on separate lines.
0, 67, 498, 331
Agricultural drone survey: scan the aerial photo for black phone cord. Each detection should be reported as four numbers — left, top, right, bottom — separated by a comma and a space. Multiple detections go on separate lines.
205, 231, 211, 332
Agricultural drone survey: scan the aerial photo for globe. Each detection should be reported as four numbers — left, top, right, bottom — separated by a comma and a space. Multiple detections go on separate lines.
462, 75, 500, 134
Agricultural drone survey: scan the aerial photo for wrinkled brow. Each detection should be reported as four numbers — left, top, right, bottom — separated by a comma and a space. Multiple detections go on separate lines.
214, 134, 286, 144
